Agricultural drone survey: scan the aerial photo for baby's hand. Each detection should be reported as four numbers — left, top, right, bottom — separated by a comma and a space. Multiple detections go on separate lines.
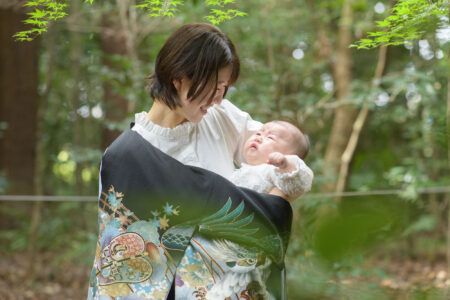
267, 152, 295, 173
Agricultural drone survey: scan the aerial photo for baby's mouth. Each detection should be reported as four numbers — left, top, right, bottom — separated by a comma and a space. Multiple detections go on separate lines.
200, 106, 208, 115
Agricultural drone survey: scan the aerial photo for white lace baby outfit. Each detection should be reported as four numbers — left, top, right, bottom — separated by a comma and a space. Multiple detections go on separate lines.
230, 155, 313, 198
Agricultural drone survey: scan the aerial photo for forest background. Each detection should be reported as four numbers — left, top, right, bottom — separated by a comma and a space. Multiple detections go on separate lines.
0, 0, 449, 299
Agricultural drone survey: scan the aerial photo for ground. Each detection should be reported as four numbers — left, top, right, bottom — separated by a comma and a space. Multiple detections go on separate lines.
0, 251, 449, 299
0, 252, 89, 300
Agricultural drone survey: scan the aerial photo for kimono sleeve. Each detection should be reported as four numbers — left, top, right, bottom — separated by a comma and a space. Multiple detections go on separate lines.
87, 130, 292, 300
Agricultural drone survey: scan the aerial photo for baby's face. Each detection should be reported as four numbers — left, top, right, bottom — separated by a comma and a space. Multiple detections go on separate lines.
243, 122, 296, 165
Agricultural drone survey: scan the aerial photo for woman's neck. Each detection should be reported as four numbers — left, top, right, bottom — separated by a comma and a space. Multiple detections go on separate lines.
146, 100, 186, 129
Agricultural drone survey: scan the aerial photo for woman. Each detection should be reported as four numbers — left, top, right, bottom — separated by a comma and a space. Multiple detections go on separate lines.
88, 23, 292, 300
135, 22, 260, 179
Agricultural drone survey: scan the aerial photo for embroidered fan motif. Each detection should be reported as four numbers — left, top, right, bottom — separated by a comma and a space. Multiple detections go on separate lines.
90, 186, 187, 299
88, 186, 275, 299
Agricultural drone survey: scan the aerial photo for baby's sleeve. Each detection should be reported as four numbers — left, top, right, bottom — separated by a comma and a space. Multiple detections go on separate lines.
270, 155, 314, 199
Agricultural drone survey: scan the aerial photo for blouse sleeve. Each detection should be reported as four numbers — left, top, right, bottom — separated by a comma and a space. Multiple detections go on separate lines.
270, 155, 314, 199
213, 99, 262, 165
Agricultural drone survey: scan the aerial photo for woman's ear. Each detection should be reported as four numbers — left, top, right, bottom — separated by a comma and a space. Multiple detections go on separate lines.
172, 78, 182, 91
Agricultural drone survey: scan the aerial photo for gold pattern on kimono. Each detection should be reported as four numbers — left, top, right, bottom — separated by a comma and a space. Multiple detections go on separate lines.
181, 264, 210, 287
158, 215, 170, 230
149, 288, 170, 300
99, 283, 131, 297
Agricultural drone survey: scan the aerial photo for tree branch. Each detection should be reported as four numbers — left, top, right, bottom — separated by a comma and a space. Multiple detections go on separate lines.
335, 44, 388, 194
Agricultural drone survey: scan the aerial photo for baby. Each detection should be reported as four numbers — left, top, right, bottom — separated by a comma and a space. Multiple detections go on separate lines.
230, 121, 313, 201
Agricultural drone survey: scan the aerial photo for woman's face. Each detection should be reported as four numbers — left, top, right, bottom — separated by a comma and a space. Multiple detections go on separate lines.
175, 65, 232, 123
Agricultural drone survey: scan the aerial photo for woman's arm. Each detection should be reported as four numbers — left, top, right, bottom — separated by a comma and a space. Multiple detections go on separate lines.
212, 99, 262, 165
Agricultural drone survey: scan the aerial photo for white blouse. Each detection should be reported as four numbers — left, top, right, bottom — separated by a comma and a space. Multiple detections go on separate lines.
132, 99, 262, 179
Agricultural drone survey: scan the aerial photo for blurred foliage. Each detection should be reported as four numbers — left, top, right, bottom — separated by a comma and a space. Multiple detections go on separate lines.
0, 122, 9, 193
1, 0, 449, 297
0, 174, 8, 195
0, 202, 97, 266
353, 0, 449, 49
15, 0, 247, 40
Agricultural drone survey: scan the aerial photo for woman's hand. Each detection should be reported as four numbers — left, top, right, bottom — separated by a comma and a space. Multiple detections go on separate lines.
268, 187, 295, 203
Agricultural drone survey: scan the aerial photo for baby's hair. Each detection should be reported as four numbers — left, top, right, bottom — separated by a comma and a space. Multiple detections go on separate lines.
272, 120, 310, 160
301, 134, 310, 159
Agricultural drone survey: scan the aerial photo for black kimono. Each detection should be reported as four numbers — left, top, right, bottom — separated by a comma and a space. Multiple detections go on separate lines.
87, 130, 292, 299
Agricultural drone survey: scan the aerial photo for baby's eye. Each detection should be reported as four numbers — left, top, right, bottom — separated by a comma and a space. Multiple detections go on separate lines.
268, 136, 274, 140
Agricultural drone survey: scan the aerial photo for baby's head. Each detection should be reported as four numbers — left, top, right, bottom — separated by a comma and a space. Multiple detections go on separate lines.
243, 121, 309, 166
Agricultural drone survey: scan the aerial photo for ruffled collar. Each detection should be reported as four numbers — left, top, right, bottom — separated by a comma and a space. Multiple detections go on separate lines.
134, 112, 196, 139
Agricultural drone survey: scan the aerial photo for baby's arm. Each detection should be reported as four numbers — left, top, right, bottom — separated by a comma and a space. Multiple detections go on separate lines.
267, 152, 297, 174
267, 152, 314, 201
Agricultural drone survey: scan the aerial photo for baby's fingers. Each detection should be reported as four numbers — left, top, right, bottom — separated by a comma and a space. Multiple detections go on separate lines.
268, 152, 286, 167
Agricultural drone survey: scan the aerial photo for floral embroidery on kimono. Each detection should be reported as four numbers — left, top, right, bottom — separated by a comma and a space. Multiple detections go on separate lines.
88, 187, 193, 300
176, 237, 274, 300
87, 187, 275, 300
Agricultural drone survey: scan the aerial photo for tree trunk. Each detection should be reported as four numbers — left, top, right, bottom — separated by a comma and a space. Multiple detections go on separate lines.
100, 12, 129, 150
0, 5, 38, 195
322, 0, 356, 194
446, 50, 450, 279
335, 45, 388, 195
27, 23, 57, 283
68, 0, 83, 197
68, 0, 91, 234
0, 3, 39, 236
100, 0, 160, 150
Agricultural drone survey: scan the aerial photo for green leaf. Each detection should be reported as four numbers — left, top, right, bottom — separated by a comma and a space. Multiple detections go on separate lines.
354, 0, 449, 49
403, 215, 437, 236
376, 20, 390, 27
24, 1, 39, 7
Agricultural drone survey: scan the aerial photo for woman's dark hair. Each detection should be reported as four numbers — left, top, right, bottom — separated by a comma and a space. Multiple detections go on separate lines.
148, 23, 240, 109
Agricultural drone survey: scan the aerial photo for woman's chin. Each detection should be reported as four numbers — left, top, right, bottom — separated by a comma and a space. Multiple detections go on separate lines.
188, 115, 203, 124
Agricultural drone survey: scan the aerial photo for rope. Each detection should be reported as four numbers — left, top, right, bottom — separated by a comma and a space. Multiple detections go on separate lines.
0, 186, 449, 202
304, 186, 450, 199
0, 195, 97, 202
